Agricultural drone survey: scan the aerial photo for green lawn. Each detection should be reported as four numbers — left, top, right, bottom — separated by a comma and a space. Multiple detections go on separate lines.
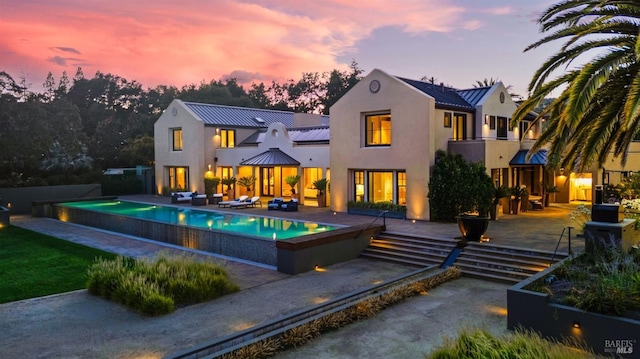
0, 225, 117, 303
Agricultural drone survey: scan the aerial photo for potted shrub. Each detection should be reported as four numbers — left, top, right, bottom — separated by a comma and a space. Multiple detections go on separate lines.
284, 175, 301, 200
204, 175, 221, 202
237, 176, 256, 197
221, 177, 236, 200
544, 184, 559, 207
490, 185, 511, 220
313, 178, 329, 207
509, 186, 528, 215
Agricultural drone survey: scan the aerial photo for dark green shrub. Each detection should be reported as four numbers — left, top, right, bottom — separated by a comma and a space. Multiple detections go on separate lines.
347, 201, 406, 212
428, 150, 494, 222
101, 173, 143, 195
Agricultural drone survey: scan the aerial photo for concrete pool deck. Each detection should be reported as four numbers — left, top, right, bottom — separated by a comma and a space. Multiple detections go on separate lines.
1, 196, 585, 358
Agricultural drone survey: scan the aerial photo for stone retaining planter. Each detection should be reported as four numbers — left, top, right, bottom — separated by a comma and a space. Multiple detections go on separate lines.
507, 259, 640, 357
347, 208, 406, 219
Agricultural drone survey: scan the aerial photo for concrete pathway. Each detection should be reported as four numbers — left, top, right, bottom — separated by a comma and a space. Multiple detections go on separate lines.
0, 196, 584, 358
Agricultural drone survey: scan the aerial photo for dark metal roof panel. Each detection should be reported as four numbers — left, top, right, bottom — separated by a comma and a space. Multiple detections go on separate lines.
239, 148, 300, 166
396, 77, 474, 110
183, 102, 295, 128
509, 149, 548, 166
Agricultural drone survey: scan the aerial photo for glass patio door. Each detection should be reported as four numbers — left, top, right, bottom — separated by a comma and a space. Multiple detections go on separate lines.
261, 167, 274, 196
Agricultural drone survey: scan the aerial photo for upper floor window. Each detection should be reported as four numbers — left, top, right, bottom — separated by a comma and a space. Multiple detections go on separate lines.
172, 128, 183, 151
365, 113, 391, 146
220, 129, 235, 148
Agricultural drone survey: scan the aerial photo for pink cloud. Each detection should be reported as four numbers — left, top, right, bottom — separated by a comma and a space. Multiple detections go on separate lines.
0, 0, 488, 91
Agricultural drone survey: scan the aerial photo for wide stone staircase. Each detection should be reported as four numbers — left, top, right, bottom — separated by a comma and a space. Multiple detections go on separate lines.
360, 232, 568, 284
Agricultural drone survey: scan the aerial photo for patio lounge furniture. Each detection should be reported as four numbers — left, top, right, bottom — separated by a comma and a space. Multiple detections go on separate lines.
267, 198, 284, 210
208, 193, 224, 204
280, 199, 298, 212
171, 192, 195, 204
218, 195, 249, 208
191, 195, 207, 206
230, 196, 262, 209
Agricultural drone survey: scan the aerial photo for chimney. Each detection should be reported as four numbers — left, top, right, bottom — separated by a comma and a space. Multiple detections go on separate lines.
440, 82, 444, 91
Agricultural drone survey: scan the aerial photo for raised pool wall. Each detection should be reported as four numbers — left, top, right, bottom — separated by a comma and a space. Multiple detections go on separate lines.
48, 203, 381, 274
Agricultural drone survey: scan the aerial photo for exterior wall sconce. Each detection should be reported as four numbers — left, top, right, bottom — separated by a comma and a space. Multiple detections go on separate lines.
484, 115, 489, 125
207, 164, 212, 171
216, 127, 220, 134
572, 321, 581, 328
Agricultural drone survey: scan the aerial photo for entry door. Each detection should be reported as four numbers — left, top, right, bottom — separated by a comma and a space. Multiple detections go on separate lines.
261, 167, 274, 196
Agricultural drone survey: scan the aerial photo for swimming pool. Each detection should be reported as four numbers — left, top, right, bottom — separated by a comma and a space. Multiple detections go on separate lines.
57, 200, 338, 240
48, 198, 378, 274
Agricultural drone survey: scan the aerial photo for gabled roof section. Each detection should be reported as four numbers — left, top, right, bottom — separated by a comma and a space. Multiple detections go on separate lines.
456, 87, 491, 106
239, 148, 300, 166
238, 126, 330, 146
183, 102, 295, 128
396, 77, 475, 111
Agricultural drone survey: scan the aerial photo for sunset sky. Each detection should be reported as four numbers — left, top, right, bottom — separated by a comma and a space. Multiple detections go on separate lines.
1, 0, 559, 98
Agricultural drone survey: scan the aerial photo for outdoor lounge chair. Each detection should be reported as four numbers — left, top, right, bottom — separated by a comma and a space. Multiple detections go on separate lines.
229, 196, 262, 209
218, 195, 249, 208
267, 198, 284, 210
280, 199, 298, 212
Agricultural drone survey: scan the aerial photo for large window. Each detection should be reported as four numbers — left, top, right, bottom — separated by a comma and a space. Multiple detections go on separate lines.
168, 166, 188, 190
353, 170, 405, 204
220, 167, 234, 193
365, 113, 391, 146
491, 168, 508, 187
444, 112, 452, 128
453, 113, 467, 141
172, 128, 183, 151
220, 129, 235, 148
497, 116, 508, 139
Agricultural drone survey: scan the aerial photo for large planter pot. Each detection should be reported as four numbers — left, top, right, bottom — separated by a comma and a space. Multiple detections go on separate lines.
456, 215, 489, 242
317, 192, 326, 207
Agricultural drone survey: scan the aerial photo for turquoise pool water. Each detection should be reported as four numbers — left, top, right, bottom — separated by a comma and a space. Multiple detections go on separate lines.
58, 200, 339, 240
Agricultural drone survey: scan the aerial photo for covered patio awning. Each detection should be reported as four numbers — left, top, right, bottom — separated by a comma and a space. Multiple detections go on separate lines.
239, 148, 300, 166
509, 149, 548, 166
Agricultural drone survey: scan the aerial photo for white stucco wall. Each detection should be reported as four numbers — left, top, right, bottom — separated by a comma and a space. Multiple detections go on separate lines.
330, 69, 435, 220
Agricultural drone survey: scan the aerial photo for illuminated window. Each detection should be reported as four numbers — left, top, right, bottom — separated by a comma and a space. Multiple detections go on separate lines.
353, 169, 405, 205
444, 112, 452, 128
397, 171, 406, 205
490, 115, 496, 130
453, 113, 467, 141
172, 128, 183, 151
220, 167, 234, 192
354, 170, 364, 202
220, 129, 235, 148
365, 113, 391, 146
168, 166, 188, 190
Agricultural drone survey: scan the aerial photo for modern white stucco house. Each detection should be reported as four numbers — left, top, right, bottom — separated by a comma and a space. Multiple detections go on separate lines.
154, 100, 330, 204
329, 69, 544, 220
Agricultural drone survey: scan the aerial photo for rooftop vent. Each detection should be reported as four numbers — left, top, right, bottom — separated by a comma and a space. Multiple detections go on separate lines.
253, 117, 265, 124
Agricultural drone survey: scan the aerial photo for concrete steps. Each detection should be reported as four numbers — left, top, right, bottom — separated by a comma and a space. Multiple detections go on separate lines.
361, 232, 568, 284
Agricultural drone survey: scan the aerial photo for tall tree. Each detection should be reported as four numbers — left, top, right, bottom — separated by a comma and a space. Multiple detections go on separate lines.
512, 0, 640, 171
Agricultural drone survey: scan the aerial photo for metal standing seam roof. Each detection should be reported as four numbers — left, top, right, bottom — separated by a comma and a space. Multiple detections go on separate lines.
183, 102, 295, 128
238, 126, 330, 146
509, 149, 548, 166
456, 87, 491, 106
239, 148, 301, 166
396, 77, 475, 111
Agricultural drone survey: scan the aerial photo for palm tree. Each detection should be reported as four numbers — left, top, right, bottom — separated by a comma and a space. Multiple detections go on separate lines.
512, 0, 640, 172
473, 78, 520, 100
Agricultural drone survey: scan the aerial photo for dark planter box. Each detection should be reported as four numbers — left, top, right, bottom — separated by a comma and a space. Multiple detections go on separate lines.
347, 207, 406, 219
508, 259, 640, 357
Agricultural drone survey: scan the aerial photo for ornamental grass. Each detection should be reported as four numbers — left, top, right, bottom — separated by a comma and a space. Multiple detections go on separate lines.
86, 251, 239, 316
